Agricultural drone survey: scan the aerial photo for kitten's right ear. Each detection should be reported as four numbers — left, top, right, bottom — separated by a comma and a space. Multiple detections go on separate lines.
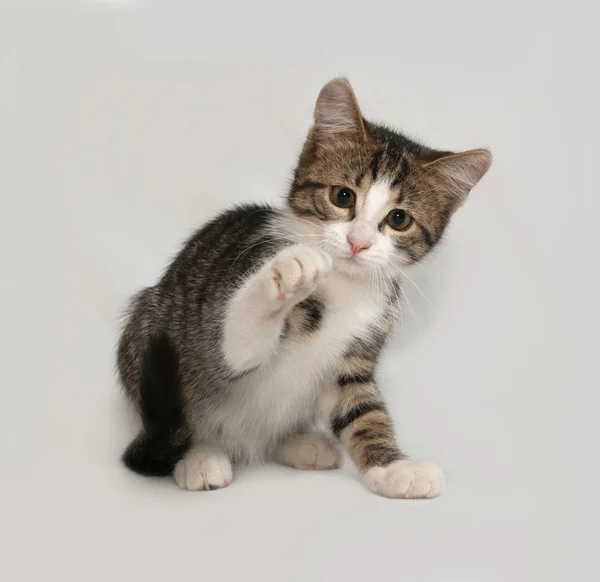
313, 78, 366, 140
424, 149, 492, 208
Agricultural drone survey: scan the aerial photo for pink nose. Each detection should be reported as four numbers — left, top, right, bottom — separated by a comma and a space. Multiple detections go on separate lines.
347, 234, 371, 255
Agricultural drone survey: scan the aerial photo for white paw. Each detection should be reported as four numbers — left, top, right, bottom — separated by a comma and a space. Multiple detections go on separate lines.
275, 432, 341, 470
266, 245, 332, 306
173, 445, 232, 491
363, 460, 444, 499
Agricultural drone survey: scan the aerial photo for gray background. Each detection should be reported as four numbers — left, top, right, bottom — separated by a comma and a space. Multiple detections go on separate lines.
1, 1, 593, 581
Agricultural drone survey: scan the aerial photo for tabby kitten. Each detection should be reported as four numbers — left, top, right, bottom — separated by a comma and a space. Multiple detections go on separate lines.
117, 78, 491, 498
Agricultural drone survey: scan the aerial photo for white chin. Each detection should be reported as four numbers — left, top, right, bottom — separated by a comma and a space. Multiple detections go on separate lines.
334, 256, 368, 275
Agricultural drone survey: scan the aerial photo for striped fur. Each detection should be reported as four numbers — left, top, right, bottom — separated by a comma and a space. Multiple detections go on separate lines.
117, 78, 491, 498
331, 336, 405, 473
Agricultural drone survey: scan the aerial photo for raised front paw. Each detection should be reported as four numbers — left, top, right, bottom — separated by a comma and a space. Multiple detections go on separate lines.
266, 245, 332, 306
363, 460, 444, 499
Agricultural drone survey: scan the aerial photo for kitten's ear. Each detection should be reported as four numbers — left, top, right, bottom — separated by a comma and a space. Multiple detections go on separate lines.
424, 149, 492, 206
313, 78, 366, 140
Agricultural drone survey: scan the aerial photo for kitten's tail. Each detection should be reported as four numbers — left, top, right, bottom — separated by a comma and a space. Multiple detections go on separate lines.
122, 430, 189, 476
121, 332, 191, 476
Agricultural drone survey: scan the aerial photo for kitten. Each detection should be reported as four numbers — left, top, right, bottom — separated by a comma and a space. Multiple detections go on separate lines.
117, 78, 491, 498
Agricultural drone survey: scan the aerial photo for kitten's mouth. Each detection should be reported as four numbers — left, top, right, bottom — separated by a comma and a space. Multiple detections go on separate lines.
345, 252, 368, 264
340, 254, 368, 270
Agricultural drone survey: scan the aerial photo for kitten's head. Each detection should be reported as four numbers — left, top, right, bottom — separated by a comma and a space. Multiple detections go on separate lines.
285, 78, 491, 276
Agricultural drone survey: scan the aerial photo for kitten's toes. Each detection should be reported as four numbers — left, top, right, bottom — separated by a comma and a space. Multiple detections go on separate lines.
275, 432, 341, 470
173, 444, 232, 491
363, 460, 444, 499
269, 245, 332, 303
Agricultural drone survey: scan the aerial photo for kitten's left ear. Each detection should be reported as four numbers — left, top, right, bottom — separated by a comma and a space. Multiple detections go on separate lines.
313, 78, 366, 141
424, 149, 492, 206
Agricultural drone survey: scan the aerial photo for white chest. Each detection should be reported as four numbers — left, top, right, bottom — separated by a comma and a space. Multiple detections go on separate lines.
216, 272, 386, 458
258, 271, 382, 386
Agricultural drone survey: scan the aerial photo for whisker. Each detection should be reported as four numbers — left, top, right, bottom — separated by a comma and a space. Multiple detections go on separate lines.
226, 238, 278, 277
398, 285, 419, 330
394, 264, 436, 312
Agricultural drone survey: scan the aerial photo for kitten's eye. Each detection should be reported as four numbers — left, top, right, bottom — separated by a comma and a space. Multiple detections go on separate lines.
387, 209, 413, 231
331, 186, 356, 208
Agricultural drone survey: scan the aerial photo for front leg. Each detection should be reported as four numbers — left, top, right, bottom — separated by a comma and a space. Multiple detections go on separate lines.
223, 244, 332, 374
330, 340, 444, 498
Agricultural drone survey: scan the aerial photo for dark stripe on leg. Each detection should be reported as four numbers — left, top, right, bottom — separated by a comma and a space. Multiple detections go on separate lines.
337, 372, 374, 387
351, 424, 394, 441
361, 443, 402, 467
332, 401, 384, 437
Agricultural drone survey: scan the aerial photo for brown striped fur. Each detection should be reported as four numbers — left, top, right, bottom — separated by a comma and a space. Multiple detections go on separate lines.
117, 78, 491, 497
331, 334, 405, 473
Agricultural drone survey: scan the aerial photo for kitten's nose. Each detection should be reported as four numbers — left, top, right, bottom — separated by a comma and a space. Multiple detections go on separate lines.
347, 234, 371, 256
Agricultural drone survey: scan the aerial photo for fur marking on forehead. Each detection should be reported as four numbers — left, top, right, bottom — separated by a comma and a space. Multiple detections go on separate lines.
359, 180, 392, 223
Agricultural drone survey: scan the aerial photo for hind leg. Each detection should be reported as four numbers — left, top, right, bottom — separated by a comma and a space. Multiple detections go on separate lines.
173, 443, 233, 491
274, 432, 341, 470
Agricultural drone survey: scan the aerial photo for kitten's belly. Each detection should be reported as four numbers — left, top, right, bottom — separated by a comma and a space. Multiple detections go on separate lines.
216, 336, 340, 459
215, 275, 383, 460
